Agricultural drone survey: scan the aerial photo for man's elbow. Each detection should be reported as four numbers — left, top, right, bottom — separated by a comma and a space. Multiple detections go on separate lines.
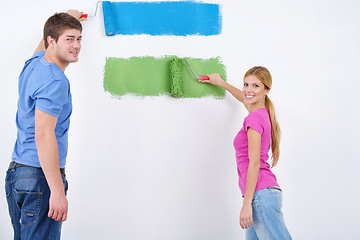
35, 130, 45, 144
35, 128, 53, 143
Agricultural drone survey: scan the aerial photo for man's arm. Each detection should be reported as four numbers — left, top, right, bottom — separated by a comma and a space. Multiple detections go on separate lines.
34, 40, 46, 54
35, 109, 68, 222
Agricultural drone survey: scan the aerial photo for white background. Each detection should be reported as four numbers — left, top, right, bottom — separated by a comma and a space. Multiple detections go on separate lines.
1, 0, 360, 239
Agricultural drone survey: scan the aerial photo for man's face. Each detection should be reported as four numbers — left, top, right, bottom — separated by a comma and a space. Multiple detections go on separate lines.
54, 28, 82, 64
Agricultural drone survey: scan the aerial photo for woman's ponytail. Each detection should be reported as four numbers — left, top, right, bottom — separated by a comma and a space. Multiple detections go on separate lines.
265, 96, 281, 168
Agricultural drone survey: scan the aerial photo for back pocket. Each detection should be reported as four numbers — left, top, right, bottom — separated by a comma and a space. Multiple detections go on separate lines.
15, 190, 43, 228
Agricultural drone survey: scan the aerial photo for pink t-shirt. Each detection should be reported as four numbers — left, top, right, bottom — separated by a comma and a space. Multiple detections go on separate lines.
233, 108, 279, 196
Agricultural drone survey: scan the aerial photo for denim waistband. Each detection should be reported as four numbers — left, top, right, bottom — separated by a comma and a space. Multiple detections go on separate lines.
267, 186, 282, 192
8, 161, 65, 175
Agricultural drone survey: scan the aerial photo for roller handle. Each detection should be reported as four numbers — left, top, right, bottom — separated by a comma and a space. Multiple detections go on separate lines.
199, 75, 223, 81
80, 14, 88, 19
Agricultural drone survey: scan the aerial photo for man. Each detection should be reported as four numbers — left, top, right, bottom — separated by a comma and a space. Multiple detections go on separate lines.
5, 10, 85, 239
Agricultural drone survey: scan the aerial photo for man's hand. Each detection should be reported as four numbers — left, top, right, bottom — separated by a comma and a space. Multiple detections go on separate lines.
66, 9, 86, 21
48, 190, 68, 222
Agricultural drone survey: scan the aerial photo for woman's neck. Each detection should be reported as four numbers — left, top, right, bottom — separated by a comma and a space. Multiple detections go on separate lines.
246, 103, 266, 113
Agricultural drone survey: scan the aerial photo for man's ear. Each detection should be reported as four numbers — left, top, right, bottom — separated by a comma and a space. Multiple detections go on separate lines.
47, 36, 56, 48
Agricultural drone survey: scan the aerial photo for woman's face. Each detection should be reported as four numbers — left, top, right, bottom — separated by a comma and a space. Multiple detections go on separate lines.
242, 75, 269, 107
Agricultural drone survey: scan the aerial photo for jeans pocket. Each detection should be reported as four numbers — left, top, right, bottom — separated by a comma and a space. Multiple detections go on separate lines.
15, 190, 42, 228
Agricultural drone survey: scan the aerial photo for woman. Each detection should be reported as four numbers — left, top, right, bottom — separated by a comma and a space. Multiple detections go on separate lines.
204, 67, 292, 240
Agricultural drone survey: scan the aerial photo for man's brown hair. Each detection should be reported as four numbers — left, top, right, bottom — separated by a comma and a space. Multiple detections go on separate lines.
43, 13, 82, 49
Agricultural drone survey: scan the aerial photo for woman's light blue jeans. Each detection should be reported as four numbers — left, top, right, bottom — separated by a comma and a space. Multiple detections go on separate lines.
245, 187, 292, 240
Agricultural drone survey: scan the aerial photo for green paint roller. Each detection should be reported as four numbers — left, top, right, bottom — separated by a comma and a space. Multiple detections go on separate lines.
169, 57, 185, 98
169, 57, 223, 98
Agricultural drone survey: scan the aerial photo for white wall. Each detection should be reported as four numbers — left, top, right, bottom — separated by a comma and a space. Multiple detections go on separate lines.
1, 0, 359, 239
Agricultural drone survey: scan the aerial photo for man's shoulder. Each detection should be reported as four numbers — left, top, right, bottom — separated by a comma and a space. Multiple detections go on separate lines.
30, 55, 67, 82
32, 50, 45, 58
24, 50, 45, 67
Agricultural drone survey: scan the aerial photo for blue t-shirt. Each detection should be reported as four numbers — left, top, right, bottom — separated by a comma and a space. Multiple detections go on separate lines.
12, 50, 72, 168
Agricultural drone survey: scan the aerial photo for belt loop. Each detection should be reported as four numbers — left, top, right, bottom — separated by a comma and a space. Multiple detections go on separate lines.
9, 162, 17, 172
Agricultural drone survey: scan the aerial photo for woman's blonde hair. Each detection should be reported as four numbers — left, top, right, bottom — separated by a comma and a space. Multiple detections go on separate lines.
244, 66, 281, 168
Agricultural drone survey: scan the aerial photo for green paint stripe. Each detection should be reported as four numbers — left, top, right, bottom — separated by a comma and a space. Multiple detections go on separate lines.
103, 56, 226, 99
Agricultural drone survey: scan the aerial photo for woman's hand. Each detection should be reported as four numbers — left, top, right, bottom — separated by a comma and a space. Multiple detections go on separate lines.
239, 204, 253, 229
202, 73, 246, 103
202, 73, 224, 86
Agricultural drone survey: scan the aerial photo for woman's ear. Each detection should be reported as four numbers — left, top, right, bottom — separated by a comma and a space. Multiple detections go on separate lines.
265, 89, 270, 96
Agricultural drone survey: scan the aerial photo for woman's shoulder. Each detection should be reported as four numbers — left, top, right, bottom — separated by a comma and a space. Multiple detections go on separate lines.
247, 108, 268, 119
245, 108, 270, 128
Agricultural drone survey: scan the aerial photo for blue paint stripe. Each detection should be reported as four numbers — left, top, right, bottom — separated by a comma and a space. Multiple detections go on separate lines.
102, 1, 222, 36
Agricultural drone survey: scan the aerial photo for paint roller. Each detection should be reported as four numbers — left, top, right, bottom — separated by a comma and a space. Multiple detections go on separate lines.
183, 58, 211, 81
80, 1, 102, 19
183, 58, 222, 81
169, 57, 202, 98
169, 57, 223, 98
80, 1, 119, 36
169, 58, 185, 98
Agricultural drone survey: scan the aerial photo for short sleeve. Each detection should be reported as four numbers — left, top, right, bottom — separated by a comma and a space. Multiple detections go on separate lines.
34, 80, 68, 117
244, 111, 264, 135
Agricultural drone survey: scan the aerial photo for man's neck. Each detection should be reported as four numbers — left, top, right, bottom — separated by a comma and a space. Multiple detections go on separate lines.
44, 51, 68, 71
